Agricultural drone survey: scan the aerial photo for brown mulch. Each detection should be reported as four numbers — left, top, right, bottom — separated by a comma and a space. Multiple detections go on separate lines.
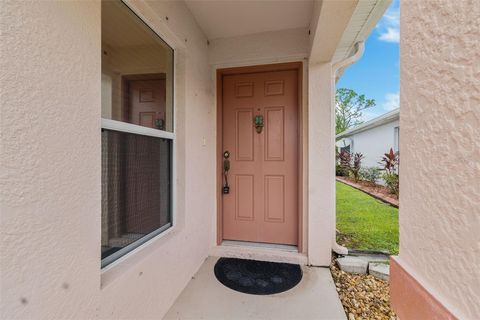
331, 258, 397, 320
336, 176, 399, 208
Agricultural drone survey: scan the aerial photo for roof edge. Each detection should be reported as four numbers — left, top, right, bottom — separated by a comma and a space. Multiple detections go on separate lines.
336, 108, 399, 139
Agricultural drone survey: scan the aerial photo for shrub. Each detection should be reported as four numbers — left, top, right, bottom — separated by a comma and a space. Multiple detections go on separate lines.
383, 172, 399, 196
349, 153, 364, 182
336, 164, 347, 176
379, 148, 399, 173
360, 167, 381, 185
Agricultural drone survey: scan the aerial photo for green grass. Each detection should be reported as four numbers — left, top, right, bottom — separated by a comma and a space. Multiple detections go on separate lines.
336, 181, 399, 255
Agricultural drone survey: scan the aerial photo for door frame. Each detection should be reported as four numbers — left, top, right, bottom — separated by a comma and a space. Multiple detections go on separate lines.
216, 62, 304, 252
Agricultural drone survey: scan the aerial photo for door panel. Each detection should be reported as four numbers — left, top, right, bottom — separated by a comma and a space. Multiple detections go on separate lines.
128, 79, 166, 130
222, 69, 298, 245
264, 107, 285, 161
264, 175, 285, 223
139, 111, 155, 127
235, 175, 255, 221
235, 109, 254, 161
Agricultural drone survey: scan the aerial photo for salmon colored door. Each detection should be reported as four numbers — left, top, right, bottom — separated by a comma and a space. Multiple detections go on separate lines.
222, 69, 298, 245
127, 79, 166, 130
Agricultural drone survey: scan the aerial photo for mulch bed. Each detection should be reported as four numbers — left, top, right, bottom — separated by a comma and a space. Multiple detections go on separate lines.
331, 257, 397, 320
336, 177, 399, 208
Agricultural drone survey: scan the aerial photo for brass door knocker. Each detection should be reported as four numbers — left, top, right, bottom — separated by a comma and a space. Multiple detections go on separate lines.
254, 115, 264, 133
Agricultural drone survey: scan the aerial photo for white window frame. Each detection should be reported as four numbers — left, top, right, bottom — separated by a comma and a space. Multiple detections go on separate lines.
100, 0, 177, 269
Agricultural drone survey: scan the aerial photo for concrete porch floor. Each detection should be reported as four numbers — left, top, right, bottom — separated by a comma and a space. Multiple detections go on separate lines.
164, 257, 346, 320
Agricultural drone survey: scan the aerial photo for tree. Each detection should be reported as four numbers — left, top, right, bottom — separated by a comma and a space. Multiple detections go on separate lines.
336, 88, 375, 134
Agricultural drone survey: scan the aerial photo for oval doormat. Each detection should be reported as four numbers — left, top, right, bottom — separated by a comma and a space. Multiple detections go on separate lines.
214, 257, 302, 295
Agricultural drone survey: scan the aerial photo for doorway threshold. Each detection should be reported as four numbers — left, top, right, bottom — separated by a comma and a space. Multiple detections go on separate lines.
210, 240, 307, 265
222, 240, 298, 252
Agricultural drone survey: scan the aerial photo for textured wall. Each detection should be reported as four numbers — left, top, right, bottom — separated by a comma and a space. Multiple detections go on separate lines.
308, 62, 335, 266
399, 0, 480, 318
1, 0, 215, 319
0, 1, 101, 318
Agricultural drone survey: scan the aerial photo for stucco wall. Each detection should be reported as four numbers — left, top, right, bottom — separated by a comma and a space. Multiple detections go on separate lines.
308, 62, 335, 266
1, 1, 214, 319
350, 119, 399, 168
397, 0, 480, 318
1, 2, 101, 318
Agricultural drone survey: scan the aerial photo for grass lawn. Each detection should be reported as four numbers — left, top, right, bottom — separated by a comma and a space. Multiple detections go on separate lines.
336, 181, 399, 255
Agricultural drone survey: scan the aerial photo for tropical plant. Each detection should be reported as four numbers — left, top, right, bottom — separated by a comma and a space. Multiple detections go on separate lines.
338, 150, 351, 176
380, 148, 400, 195
360, 167, 381, 185
349, 153, 364, 182
379, 148, 399, 173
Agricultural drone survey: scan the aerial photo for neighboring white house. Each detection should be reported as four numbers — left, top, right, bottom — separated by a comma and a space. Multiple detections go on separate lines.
336, 108, 399, 169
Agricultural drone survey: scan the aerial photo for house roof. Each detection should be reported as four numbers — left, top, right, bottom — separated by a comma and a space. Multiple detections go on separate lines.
336, 108, 399, 139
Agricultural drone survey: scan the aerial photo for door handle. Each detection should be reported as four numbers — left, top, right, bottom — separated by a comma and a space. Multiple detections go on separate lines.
223, 151, 230, 194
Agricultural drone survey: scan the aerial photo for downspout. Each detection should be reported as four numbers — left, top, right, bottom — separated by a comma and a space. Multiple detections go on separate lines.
331, 41, 365, 255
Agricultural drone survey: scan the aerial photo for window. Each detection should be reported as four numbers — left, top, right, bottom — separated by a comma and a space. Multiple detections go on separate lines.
340, 146, 351, 154
101, 0, 174, 268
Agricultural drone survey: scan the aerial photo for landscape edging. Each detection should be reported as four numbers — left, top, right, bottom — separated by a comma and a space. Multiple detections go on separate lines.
336, 177, 399, 208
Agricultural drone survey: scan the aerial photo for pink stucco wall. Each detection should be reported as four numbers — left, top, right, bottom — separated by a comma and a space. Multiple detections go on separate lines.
1, 1, 215, 318
395, 0, 480, 318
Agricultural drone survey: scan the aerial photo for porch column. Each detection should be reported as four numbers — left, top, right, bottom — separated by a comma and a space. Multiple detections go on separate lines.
307, 62, 335, 266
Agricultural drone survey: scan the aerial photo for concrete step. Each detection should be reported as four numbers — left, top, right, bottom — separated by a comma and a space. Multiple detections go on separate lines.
368, 262, 390, 281
336, 256, 368, 274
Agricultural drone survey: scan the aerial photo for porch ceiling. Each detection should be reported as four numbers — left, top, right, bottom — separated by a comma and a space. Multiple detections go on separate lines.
184, 0, 314, 40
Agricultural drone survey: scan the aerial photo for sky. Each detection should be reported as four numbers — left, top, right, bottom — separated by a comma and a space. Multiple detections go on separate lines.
337, 0, 400, 121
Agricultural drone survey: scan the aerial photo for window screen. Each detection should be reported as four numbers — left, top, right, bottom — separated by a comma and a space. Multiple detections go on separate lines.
101, 0, 174, 268
101, 130, 172, 266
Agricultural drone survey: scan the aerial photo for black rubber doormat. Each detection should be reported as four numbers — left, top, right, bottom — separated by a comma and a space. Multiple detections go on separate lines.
214, 257, 302, 295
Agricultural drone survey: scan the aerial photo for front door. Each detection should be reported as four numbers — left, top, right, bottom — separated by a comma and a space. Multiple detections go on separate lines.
222, 68, 299, 245
127, 79, 166, 130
